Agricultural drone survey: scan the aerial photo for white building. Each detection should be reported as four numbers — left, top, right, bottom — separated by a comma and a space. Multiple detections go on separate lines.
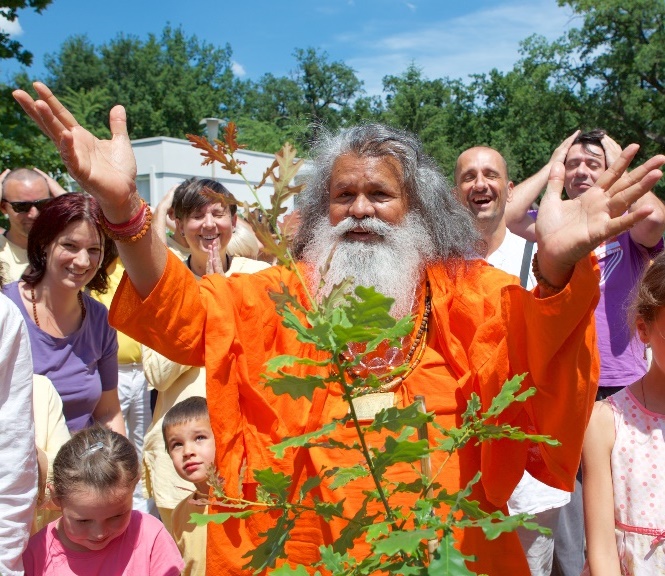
132, 136, 295, 212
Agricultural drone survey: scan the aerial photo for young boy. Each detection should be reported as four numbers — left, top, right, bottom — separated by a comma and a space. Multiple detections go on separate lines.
162, 396, 216, 576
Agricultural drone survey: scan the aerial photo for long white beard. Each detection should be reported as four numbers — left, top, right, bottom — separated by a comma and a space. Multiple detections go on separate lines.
302, 213, 436, 318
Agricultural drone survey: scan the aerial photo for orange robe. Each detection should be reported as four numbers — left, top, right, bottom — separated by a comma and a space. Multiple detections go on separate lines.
110, 251, 600, 575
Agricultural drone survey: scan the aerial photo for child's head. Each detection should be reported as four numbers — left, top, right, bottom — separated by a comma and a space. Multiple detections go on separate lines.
631, 252, 665, 349
162, 396, 216, 493
51, 424, 139, 552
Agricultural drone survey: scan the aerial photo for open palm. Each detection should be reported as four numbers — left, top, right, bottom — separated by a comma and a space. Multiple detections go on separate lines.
13, 83, 137, 219
536, 145, 665, 287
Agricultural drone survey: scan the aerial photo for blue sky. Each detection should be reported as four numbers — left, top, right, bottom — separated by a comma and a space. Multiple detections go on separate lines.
0, 0, 578, 96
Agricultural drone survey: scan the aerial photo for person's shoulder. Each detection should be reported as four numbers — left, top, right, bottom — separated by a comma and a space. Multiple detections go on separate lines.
81, 291, 111, 318
0, 286, 21, 315
228, 256, 272, 275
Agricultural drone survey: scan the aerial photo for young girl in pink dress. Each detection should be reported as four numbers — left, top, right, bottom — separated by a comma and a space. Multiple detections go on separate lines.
582, 252, 665, 575
23, 425, 184, 575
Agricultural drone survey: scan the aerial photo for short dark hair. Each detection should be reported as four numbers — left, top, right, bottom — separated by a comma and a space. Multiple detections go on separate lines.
171, 178, 237, 220
571, 129, 606, 159
52, 424, 139, 501
162, 396, 210, 451
21, 193, 114, 293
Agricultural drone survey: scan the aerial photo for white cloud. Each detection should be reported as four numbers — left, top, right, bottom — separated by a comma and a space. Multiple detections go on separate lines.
231, 61, 246, 77
0, 14, 23, 36
405, 2, 416, 12
342, 0, 576, 96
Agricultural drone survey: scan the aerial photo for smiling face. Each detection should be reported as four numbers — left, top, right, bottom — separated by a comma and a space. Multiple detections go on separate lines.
165, 417, 216, 492
328, 154, 407, 240
45, 220, 104, 291
177, 202, 236, 268
454, 147, 513, 227
55, 485, 134, 552
564, 143, 606, 199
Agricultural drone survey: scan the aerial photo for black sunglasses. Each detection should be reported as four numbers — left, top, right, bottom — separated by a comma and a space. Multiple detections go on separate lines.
2, 198, 52, 213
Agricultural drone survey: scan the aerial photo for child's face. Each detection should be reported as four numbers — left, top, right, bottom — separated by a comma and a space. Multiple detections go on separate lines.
55, 484, 134, 552
166, 417, 216, 488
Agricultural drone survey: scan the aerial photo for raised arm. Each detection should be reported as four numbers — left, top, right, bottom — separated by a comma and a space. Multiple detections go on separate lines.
535, 145, 665, 292
13, 83, 166, 298
506, 131, 580, 241
32, 167, 68, 197
601, 135, 665, 248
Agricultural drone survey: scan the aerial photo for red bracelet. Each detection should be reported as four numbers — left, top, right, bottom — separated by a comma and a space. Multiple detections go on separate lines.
101, 200, 153, 243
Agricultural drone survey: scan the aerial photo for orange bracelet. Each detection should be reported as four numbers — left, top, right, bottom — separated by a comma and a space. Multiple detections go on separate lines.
531, 253, 566, 294
101, 200, 153, 243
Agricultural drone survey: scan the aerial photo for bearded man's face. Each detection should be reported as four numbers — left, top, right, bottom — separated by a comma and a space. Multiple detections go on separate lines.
302, 154, 434, 319
328, 154, 407, 235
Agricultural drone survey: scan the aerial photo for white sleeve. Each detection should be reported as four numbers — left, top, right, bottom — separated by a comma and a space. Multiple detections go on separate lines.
0, 294, 37, 575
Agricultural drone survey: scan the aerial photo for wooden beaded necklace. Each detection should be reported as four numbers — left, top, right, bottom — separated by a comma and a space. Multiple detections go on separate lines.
31, 286, 86, 329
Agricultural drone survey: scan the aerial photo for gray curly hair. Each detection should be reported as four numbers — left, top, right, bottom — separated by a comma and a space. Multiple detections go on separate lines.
291, 123, 481, 262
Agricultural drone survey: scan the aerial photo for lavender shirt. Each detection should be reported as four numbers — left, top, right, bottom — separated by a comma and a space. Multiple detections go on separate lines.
594, 231, 663, 388
3, 281, 119, 431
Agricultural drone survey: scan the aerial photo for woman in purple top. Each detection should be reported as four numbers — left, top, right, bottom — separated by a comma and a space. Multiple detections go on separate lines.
2, 193, 123, 434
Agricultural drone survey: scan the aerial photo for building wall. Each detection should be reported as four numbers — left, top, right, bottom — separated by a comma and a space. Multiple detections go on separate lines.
132, 136, 296, 212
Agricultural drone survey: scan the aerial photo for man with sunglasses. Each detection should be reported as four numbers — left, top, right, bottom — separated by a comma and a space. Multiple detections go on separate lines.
0, 168, 65, 281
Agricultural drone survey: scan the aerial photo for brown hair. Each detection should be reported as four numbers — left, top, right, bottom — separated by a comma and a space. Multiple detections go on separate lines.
22, 193, 114, 293
162, 396, 209, 451
52, 424, 139, 500
629, 252, 665, 329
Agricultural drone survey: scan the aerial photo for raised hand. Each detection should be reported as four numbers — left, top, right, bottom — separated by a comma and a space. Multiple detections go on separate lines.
535, 145, 665, 288
13, 82, 138, 222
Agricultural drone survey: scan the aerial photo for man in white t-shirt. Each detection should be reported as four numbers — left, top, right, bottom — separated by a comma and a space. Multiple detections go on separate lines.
454, 146, 569, 576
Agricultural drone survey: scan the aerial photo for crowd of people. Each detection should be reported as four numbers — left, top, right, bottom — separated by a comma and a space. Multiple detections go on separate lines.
1, 81, 664, 576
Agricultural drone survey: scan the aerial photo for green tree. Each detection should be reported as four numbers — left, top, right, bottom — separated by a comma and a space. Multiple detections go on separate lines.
292, 47, 364, 137
0, 1, 52, 66
43, 26, 235, 139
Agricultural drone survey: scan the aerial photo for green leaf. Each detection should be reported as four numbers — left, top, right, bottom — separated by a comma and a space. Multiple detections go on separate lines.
189, 509, 256, 526
474, 511, 548, 541
243, 514, 295, 572
264, 354, 330, 372
313, 500, 346, 522
326, 466, 370, 490
264, 372, 327, 401
253, 469, 291, 501
372, 528, 437, 556
368, 402, 433, 433
365, 520, 391, 540
299, 474, 323, 500
318, 545, 355, 573
427, 532, 476, 576
483, 373, 528, 418
373, 437, 430, 476
268, 564, 316, 576
271, 421, 340, 458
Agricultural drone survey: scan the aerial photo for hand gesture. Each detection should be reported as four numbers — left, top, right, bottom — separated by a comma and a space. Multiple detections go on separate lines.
601, 134, 622, 167
535, 145, 665, 287
32, 167, 68, 197
13, 83, 137, 222
206, 238, 226, 276
0, 169, 9, 202
550, 130, 580, 165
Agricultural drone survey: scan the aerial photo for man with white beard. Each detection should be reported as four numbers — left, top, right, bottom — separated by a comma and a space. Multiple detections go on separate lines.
14, 82, 665, 576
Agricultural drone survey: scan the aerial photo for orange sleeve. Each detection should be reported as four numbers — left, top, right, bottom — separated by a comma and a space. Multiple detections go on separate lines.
475, 255, 600, 505
109, 250, 206, 368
